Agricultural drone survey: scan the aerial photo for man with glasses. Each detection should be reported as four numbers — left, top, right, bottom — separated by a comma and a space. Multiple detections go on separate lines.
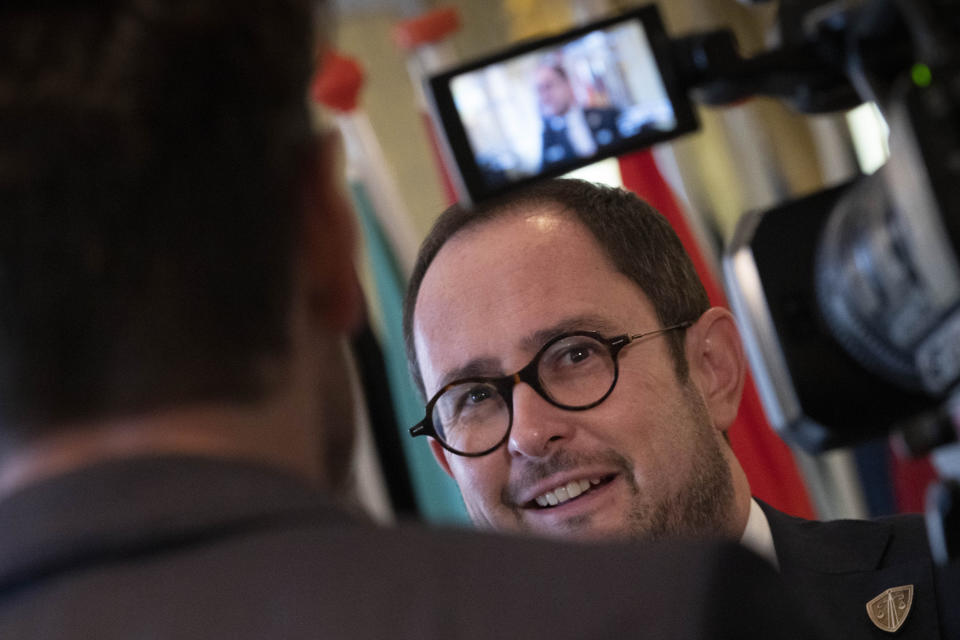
403, 178, 945, 639
0, 2, 814, 638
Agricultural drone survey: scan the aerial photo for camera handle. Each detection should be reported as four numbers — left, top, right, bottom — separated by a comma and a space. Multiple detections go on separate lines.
667, 0, 931, 114
669, 29, 860, 113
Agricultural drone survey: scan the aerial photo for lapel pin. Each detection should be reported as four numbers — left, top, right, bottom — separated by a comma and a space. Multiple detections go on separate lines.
866, 585, 914, 633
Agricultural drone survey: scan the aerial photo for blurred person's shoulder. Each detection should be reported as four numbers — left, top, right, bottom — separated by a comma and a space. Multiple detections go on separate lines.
0, 455, 809, 639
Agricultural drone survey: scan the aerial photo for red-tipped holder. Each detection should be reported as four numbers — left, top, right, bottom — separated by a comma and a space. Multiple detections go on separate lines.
311, 50, 364, 113
392, 6, 460, 51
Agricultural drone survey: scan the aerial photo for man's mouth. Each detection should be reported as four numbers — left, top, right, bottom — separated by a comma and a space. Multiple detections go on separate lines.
529, 475, 614, 508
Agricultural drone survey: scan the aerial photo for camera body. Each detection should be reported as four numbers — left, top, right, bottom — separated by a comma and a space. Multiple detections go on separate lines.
724, 0, 960, 456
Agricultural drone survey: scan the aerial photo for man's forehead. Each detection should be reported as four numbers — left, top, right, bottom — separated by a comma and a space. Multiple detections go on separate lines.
440, 206, 577, 255
413, 208, 589, 324
457, 206, 570, 243
412, 209, 656, 391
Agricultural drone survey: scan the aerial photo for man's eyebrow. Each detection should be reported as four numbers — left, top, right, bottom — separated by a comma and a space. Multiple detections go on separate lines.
520, 314, 621, 352
436, 357, 502, 393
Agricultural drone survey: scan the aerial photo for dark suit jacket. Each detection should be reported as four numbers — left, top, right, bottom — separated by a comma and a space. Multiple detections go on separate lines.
760, 500, 944, 639
540, 107, 622, 170
0, 455, 811, 639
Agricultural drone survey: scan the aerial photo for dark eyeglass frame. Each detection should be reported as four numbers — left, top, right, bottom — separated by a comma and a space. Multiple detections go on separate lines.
409, 321, 694, 458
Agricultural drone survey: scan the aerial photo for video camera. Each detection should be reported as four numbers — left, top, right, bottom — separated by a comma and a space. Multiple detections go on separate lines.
425, 0, 960, 565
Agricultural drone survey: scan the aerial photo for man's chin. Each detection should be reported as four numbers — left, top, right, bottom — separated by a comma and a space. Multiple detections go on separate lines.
521, 510, 639, 543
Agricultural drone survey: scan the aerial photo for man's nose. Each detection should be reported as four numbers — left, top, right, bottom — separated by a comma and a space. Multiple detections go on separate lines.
506, 383, 575, 458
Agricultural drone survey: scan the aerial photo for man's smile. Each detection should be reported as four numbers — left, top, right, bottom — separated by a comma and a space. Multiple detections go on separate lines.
504, 449, 635, 518
527, 475, 616, 508
514, 471, 635, 539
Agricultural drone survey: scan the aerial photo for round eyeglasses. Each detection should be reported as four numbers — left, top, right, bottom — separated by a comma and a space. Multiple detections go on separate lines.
409, 322, 693, 457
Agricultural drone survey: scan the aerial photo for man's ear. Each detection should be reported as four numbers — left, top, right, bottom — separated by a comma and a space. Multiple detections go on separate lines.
428, 438, 455, 478
301, 132, 362, 332
685, 307, 747, 434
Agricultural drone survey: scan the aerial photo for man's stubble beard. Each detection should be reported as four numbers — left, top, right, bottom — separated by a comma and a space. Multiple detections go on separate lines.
622, 382, 735, 542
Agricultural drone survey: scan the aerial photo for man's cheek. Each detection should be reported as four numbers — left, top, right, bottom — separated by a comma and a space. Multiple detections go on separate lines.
453, 469, 494, 519
460, 487, 495, 529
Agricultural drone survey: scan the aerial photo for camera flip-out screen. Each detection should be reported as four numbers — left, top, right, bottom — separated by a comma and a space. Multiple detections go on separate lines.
427, 5, 696, 204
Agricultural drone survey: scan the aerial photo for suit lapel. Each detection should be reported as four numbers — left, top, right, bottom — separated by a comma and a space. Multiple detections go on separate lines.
759, 500, 940, 639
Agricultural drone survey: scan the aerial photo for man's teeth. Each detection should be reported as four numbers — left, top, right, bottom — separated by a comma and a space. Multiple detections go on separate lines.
534, 478, 602, 508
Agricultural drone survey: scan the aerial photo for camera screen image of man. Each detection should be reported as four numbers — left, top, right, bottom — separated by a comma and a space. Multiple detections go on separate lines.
0, 2, 816, 638
404, 179, 946, 639
535, 64, 622, 170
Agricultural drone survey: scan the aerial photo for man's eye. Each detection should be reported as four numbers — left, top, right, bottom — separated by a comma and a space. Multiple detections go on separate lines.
541, 336, 609, 376
451, 385, 496, 415
564, 347, 592, 363
467, 387, 493, 404
555, 344, 599, 366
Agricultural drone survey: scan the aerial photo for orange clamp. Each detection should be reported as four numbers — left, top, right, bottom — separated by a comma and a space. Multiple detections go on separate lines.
392, 6, 460, 51
311, 50, 364, 112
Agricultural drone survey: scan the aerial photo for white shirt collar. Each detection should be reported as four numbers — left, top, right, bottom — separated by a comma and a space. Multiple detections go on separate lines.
739, 498, 779, 570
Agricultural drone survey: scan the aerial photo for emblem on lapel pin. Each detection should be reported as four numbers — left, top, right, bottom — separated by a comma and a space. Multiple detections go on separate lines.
866, 585, 914, 633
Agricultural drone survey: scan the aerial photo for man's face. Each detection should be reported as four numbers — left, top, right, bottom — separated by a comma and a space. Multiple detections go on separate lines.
413, 209, 738, 542
535, 67, 575, 118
